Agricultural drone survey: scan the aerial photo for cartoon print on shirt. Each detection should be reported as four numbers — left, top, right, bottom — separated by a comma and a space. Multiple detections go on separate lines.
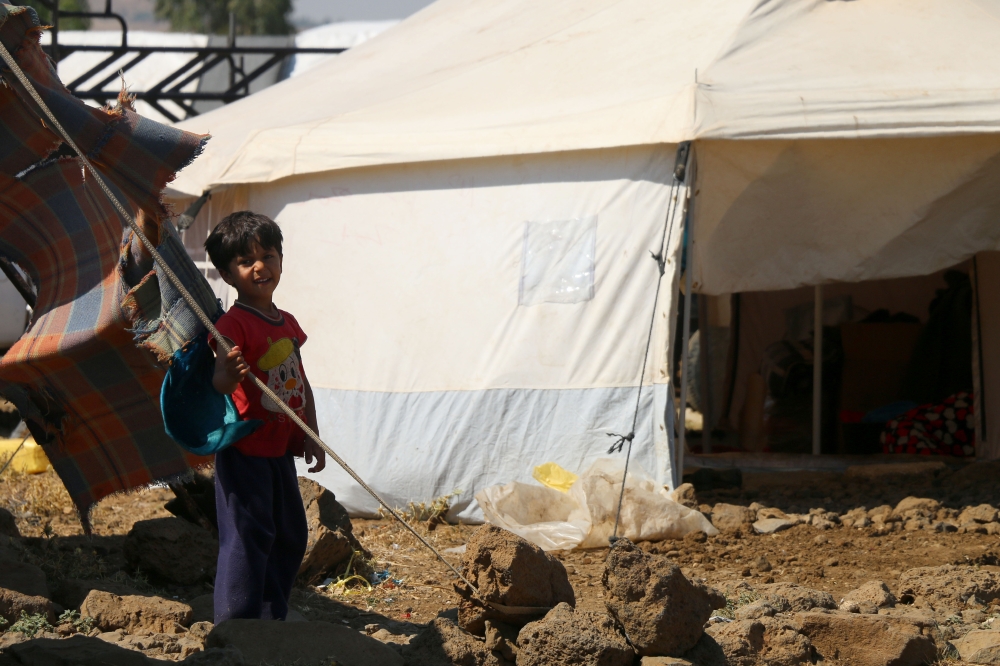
257, 336, 307, 413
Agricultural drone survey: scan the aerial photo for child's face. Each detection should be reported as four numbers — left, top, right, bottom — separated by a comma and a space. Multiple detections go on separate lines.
221, 242, 282, 305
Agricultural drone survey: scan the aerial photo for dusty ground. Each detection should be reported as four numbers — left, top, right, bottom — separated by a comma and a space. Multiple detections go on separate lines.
2, 461, 1000, 663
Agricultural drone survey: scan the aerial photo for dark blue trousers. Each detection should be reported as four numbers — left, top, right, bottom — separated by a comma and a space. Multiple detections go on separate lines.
214, 447, 308, 623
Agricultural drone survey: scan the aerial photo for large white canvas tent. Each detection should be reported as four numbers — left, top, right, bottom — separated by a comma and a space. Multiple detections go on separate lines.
168, 0, 1000, 517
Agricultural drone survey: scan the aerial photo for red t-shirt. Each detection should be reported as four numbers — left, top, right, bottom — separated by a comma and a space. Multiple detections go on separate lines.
212, 302, 309, 457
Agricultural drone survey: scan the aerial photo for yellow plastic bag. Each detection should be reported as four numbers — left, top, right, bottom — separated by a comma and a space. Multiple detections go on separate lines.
532, 462, 578, 493
0, 438, 49, 474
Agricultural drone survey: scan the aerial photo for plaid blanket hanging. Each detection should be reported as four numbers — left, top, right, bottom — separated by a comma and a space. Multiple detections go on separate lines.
0, 4, 218, 526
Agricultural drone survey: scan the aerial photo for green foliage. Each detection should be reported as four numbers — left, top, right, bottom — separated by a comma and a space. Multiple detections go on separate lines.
9, 611, 52, 637
14, 0, 91, 30
154, 0, 293, 35
57, 610, 94, 634
716, 589, 761, 620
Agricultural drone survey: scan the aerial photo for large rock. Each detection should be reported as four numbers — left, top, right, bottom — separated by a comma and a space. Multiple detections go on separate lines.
960, 504, 1000, 525
892, 497, 941, 521
753, 518, 795, 535
669, 483, 699, 509
80, 589, 193, 634
602, 539, 724, 656
694, 618, 813, 666
206, 619, 403, 666
402, 617, 510, 666
0, 558, 48, 599
756, 583, 836, 612
49, 578, 141, 612
898, 565, 1000, 608
735, 600, 780, 621
484, 620, 518, 663
0, 588, 56, 625
710, 504, 756, 532
457, 525, 575, 635
123, 518, 218, 586
3, 635, 153, 665
953, 629, 1000, 664
516, 603, 635, 666
0, 508, 19, 539
840, 580, 896, 614
296, 477, 368, 583
795, 611, 936, 666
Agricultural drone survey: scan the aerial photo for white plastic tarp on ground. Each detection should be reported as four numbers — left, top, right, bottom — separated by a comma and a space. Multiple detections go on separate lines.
225, 146, 687, 518
476, 459, 718, 551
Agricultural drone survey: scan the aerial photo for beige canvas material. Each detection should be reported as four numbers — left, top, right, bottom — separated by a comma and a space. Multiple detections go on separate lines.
172, 0, 1000, 195
238, 146, 680, 394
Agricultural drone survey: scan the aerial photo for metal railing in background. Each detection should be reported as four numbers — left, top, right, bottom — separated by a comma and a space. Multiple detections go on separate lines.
32, 0, 345, 122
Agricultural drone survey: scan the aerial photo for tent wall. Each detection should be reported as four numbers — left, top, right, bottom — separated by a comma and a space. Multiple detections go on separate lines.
975, 252, 1000, 460
692, 137, 1000, 296
177, 145, 685, 518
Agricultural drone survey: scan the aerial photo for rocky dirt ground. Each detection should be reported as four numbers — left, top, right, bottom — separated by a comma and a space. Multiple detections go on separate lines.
2, 459, 1000, 664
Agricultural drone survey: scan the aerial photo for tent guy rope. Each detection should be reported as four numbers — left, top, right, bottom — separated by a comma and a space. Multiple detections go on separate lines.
607, 141, 689, 542
0, 39, 494, 606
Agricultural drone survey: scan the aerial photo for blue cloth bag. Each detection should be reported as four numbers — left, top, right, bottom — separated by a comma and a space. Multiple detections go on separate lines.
161, 335, 261, 456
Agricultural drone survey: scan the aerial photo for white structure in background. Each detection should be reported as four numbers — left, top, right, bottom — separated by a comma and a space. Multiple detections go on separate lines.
41, 31, 208, 123
39, 22, 396, 124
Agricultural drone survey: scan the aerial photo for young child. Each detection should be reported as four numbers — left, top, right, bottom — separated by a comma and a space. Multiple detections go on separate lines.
204, 211, 326, 623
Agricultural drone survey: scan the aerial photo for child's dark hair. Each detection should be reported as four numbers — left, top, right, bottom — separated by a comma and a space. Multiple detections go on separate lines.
204, 211, 283, 273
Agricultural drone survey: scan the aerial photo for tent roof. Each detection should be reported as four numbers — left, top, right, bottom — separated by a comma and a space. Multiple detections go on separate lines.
171, 0, 1000, 195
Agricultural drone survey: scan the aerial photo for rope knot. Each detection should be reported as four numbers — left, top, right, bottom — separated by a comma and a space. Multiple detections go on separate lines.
649, 250, 666, 277
606, 430, 634, 454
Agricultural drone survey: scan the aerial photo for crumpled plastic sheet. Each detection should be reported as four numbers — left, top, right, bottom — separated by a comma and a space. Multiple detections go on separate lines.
475, 458, 718, 550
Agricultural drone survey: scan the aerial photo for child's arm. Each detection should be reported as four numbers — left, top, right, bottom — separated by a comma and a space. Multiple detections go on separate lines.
212, 339, 249, 395
302, 377, 325, 472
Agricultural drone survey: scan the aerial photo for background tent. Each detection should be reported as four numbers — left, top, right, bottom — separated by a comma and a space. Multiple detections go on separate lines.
167, 0, 1000, 516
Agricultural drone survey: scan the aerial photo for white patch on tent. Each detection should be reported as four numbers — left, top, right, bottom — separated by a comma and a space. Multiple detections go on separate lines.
519, 217, 597, 306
